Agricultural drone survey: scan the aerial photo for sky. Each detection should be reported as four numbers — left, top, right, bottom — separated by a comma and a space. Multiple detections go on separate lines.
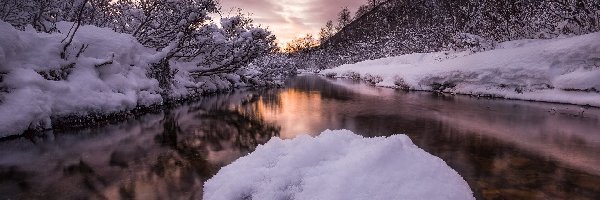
217, 0, 365, 45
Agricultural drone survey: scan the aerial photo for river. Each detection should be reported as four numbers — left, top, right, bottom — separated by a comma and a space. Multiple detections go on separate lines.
1, 75, 599, 199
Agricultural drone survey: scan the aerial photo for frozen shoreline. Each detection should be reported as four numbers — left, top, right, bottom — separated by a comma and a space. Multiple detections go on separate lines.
320, 32, 600, 107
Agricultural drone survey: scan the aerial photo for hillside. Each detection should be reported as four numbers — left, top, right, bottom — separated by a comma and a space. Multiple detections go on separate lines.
306, 0, 600, 69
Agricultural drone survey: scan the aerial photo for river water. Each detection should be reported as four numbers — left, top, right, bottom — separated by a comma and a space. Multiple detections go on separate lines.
1, 75, 599, 199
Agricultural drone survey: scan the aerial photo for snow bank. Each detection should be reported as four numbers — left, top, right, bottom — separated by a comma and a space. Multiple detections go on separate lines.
0, 21, 163, 136
0, 21, 275, 137
203, 130, 474, 200
321, 32, 600, 106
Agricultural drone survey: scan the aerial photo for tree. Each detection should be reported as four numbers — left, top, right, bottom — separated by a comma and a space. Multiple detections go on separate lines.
284, 34, 319, 53
318, 20, 336, 43
111, 0, 219, 49
0, 0, 59, 32
355, 5, 370, 20
367, 0, 385, 8
336, 7, 352, 31
146, 12, 275, 94
355, 0, 385, 20
189, 16, 276, 76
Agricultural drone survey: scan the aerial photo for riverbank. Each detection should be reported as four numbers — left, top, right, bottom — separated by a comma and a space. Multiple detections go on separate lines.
0, 21, 283, 138
320, 32, 600, 107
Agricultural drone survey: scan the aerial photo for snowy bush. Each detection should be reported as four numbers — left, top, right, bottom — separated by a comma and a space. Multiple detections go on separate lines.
250, 53, 299, 83
451, 33, 495, 53
325, 72, 337, 78
363, 73, 383, 84
343, 71, 361, 80
204, 130, 474, 200
393, 76, 410, 90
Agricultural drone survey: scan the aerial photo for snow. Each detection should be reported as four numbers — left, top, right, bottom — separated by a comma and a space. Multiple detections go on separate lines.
203, 130, 474, 200
0, 21, 275, 137
0, 21, 162, 136
320, 32, 600, 106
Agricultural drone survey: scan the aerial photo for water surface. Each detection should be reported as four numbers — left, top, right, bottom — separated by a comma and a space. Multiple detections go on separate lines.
1, 75, 599, 199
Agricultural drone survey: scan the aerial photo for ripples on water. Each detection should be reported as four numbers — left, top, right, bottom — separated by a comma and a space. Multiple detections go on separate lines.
0, 75, 599, 199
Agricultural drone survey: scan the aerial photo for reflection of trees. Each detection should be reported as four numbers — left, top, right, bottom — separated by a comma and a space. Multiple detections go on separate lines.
140, 105, 280, 199
0, 166, 32, 195
151, 108, 279, 179
189, 110, 280, 153
0, 90, 280, 199
287, 75, 355, 101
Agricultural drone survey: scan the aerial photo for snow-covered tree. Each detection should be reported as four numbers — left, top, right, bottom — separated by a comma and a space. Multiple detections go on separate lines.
0, 0, 59, 32
110, 0, 218, 49
251, 53, 299, 82
189, 16, 276, 76
1, 0, 276, 96
147, 14, 276, 93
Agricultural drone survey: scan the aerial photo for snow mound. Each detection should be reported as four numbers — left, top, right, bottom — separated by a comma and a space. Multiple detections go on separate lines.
203, 130, 474, 200
0, 21, 162, 136
320, 32, 600, 106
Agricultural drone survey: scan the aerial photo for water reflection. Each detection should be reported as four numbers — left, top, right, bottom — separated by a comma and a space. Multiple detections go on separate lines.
1, 75, 599, 199
0, 92, 278, 199
269, 76, 600, 199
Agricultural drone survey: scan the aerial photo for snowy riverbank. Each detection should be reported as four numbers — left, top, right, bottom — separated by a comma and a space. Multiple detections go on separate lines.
0, 21, 278, 137
204, 129, 474, 200
320, 32, 600, 107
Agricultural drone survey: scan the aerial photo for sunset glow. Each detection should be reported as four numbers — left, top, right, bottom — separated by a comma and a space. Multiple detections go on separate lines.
219, 0, 365, 45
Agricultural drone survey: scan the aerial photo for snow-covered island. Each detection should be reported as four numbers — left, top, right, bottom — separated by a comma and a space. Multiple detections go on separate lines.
320, 33, 600, 107
204, 130, 474, 200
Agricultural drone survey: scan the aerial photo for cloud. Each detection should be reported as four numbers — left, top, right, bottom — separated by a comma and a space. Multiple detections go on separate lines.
218, 0, 365, 44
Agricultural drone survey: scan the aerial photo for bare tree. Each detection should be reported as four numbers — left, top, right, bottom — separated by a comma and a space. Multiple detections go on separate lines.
284, 34, 319, 53
319, 20, 336, 43
336, 7, 352, 31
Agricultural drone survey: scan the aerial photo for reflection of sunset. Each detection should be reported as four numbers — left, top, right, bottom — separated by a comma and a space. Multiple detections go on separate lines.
256, 89, 324, 139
